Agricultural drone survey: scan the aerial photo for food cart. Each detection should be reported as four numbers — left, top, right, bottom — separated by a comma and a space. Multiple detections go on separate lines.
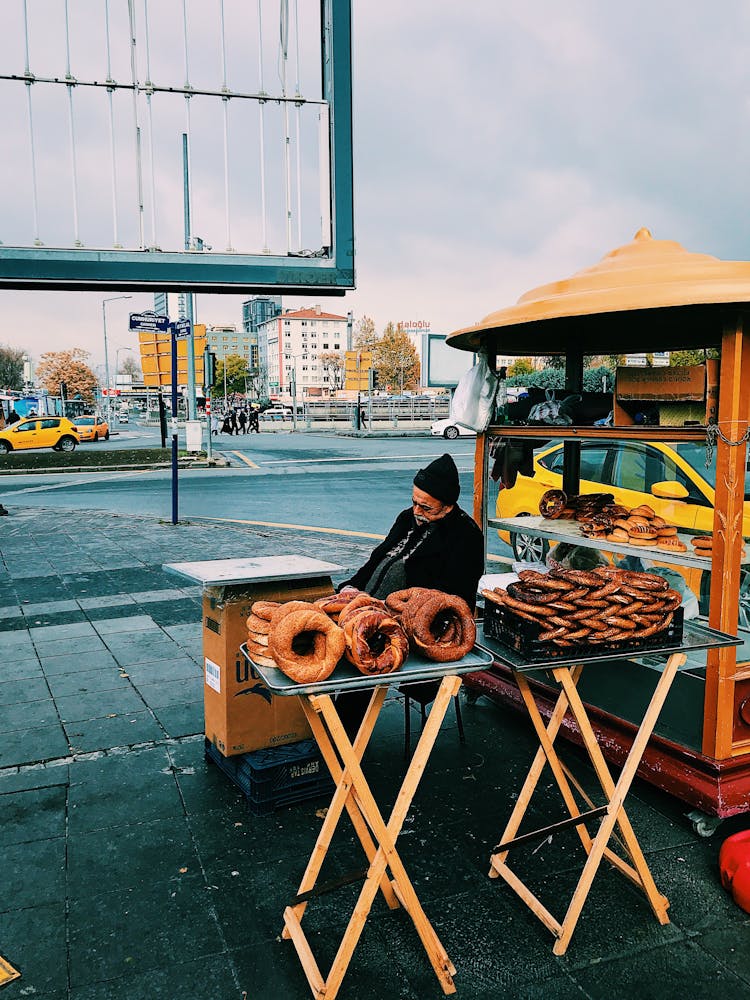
448, 227, 750, 832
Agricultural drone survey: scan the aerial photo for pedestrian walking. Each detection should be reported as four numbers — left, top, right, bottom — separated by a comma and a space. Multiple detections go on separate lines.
221, 413, 232, 435
211, 413, 220, 436
229, 410, 239, 435
248, 407, 260, 433
238, 409, 248, 434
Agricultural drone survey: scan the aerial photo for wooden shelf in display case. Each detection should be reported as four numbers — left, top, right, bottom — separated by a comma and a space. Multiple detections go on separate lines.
488, 514, 734, 572
485, 425, 708, 442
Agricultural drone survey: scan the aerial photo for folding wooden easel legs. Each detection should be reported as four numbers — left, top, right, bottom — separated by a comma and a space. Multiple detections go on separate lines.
488, 652, 686, 956
284, 676, 461, 999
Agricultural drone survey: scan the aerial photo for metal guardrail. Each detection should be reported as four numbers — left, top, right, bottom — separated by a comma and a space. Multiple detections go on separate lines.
260, 399, 451, 423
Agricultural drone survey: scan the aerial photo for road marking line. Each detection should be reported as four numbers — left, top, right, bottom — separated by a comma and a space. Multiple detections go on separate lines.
231, 451, 259, 468
196, 515, 386, 541
195, 516, 511, 562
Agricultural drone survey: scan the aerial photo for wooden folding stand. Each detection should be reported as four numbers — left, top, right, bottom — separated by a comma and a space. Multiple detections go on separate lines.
288, 678, 457, 998
239, 646, 493, 1000
485, 621, 739, 956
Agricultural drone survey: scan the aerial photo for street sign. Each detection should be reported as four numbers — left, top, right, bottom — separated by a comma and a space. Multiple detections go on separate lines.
171, 319, 191, 339
129, 311, 169, 333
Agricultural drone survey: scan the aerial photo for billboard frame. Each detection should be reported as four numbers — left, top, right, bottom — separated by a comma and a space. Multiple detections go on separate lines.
0, 0, 353, 296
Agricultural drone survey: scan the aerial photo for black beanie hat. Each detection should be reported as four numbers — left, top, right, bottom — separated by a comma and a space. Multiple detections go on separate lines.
413, 453, 460, 505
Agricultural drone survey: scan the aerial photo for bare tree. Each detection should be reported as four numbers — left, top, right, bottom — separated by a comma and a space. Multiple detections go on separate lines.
353, 315, 377, 350
319, 350, 345, 391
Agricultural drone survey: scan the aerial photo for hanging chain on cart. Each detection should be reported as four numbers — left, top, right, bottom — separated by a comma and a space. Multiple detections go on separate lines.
705, 421, 750, 468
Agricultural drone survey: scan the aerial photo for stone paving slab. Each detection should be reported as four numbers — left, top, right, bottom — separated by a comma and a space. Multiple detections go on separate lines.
1, 506, 749, 999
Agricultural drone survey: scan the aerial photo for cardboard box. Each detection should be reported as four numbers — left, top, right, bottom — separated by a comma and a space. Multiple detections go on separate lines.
614, 362, 719, 426
203, 576, 334, 756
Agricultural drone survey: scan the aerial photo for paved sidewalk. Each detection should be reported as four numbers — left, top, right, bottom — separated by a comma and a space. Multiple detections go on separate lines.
1, 508, 749, 999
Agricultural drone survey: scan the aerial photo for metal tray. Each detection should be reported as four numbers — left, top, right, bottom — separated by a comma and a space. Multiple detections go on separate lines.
239, 643, 495, 697
477, 618, 741, 673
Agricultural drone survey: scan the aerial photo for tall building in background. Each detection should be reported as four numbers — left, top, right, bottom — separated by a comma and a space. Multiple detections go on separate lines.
205, 325, 252, 363
242, 296, 282, 371
258, 305, 348, 398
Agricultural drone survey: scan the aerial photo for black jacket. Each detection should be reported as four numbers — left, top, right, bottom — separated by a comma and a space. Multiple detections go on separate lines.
342, 506, 485, 608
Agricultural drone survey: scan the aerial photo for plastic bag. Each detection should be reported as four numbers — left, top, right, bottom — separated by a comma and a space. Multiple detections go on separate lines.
450, 352, 500, 432
527, 388, 572, 426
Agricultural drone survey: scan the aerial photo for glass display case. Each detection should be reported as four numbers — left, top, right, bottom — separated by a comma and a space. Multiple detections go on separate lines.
447, 229, 750, 827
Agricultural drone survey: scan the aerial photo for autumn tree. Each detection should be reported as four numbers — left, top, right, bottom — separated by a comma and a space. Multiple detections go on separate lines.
0, 345, 25, 390
353, 315, 378, 350
669, 349, 717, 366
373, 322, 420, 392
507, 357, 535, 378
36, 348, 98, 402
215, 354, 251, 394
318, 351, 345, 391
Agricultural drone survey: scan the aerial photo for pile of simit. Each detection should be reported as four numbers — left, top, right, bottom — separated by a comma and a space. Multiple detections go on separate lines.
539, 490, 686, 552
484, 566, 682, 647
246, 587, 477, 684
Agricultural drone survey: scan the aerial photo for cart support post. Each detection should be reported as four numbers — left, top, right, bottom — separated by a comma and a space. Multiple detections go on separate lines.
705, 313, 750, 758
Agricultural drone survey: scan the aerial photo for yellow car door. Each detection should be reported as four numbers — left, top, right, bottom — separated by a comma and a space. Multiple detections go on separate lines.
36, 418, 61, 448
11, 419, 40, 450
607, 441, 705, 532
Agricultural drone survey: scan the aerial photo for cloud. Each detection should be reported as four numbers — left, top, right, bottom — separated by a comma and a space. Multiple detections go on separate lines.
1, 1, 750, 363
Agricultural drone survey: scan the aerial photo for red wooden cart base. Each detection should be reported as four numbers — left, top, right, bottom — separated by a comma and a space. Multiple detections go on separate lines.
465, 667, 750, 819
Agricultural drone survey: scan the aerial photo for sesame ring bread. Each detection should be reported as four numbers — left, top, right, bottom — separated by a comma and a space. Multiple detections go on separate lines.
250, 600, 281, 622
268, 607, 345, 683
401, 592, 476, 662
342, 609, 410, 675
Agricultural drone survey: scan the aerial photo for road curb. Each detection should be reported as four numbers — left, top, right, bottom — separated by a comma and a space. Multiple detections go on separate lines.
0, 460, 227, 476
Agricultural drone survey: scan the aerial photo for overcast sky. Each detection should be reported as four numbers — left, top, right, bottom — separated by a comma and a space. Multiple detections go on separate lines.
1, 0, 750, 374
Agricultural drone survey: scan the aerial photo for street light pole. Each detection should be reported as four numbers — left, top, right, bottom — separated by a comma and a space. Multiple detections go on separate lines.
102, 295, 132, 422
114, 347, 133, 420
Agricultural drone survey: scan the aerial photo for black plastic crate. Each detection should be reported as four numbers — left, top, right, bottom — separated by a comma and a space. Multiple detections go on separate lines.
483, 600, 684, 662
205, 738, 332, 816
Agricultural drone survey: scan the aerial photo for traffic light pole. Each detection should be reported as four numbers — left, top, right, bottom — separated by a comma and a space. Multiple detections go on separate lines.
204, 349, 213, 462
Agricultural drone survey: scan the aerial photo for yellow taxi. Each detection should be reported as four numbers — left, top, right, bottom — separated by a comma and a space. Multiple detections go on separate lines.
74, 415, 110, 442
496, 438, 750, 610
0, 416, 80, 454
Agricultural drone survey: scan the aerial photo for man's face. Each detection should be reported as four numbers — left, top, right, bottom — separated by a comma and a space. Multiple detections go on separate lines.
412, 486, 453, 524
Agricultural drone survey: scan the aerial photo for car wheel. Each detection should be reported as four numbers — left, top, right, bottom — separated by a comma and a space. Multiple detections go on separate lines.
444, 425, 460, 440
105, 431, 110, 440
0, 441, 10, 455
58, 436, 77, 453
511, 523, 549, 564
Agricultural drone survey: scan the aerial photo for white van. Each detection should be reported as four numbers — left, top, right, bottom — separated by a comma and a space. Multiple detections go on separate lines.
262, 405, 292, 420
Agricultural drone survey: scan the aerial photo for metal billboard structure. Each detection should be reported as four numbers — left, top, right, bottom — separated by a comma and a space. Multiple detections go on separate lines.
0, 0, 353, 295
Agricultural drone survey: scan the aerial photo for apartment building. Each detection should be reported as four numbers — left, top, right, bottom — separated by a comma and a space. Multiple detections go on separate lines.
241, 296, 282, 371
204, 325, 258, 365
259, 305, 350, 397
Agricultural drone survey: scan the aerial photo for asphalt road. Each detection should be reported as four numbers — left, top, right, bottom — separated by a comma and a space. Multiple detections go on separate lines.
0, 430, 512, 561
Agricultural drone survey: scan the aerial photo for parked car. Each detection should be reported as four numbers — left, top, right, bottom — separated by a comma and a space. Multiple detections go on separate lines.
118, 410, 129, 424
0, 416, 80, 453
75, 415, 110, 442
495, 437, 750, 613
430, 417, 476, 440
